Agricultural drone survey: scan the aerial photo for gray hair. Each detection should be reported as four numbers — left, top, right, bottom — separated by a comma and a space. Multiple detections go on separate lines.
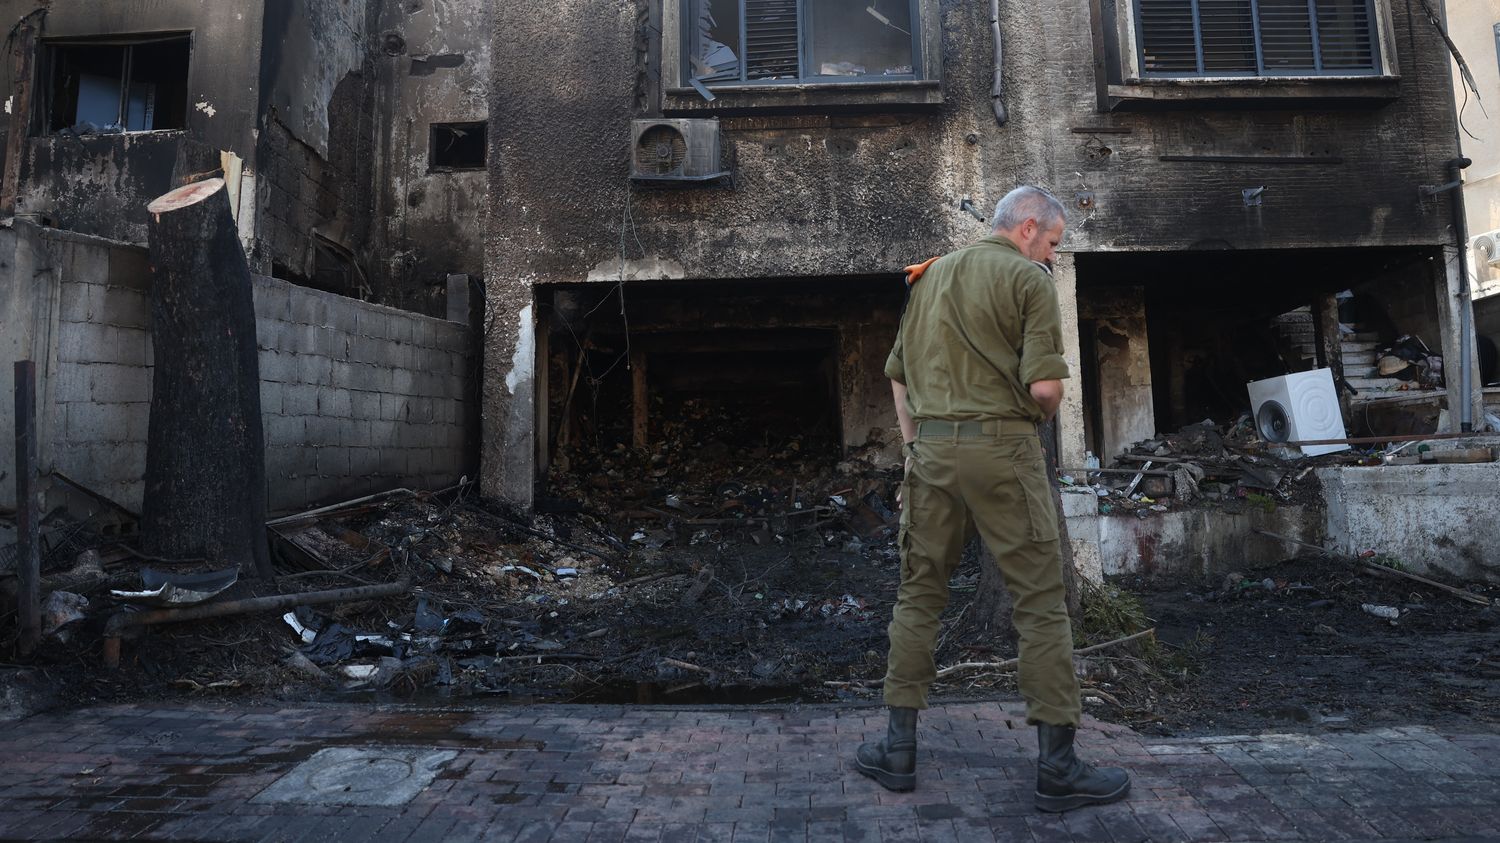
990, 185, 1066, 232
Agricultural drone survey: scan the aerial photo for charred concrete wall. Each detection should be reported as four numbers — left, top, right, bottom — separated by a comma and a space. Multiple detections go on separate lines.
0, 224, 472, 515
368, 0, 489, 317
0, 0, 266, 243
483, 0, 1462, 506
254, 0, 380, 292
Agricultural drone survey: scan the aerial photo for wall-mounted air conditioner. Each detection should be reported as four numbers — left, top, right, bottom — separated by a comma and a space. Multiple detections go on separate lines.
1246, 369, 1350, 457
1471, 231, 1500, 269
630, 118, 728, 183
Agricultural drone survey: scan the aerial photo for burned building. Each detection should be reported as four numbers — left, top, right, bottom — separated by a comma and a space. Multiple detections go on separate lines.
0, 0, 486, 314
485, 0, 1477, 521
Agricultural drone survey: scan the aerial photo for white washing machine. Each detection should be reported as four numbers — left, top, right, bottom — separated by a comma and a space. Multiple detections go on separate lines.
1245, 369, 1350, 457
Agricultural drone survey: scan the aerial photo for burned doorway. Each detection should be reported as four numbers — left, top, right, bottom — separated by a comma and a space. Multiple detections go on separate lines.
1075, 246, 1445, 460
534, 276, 906, 488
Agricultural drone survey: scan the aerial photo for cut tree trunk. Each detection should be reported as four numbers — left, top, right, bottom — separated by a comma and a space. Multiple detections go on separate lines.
973, 418, 1082, 638
141, 179, 272, 579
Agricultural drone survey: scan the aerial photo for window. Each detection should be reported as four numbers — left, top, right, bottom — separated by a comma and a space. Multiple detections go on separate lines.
44, 36, 191, 134
1134, 0, 1380, 78
687, 0, 921, 87
430, 122, 487, 171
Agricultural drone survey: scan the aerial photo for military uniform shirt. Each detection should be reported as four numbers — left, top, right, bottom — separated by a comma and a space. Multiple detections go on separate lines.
884, 236, 1070, 424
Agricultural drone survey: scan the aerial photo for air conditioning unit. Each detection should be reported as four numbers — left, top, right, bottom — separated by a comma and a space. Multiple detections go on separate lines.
1471, 230, 1500, 269
630, 118, 727, 183
1246, 369, 1350, 457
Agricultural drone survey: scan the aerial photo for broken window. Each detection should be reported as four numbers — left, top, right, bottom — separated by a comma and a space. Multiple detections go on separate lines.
1135, 0, 1379, 77
429, 122, 487, 171
687, 0, 921, 86
44, 36, 191, 134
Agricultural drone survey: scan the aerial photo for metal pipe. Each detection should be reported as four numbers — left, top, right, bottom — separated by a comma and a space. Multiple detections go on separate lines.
1447, 156, 1475, 432
991, 0, 1006, 125
103, 579, 410, 669
14, 361, 40, 655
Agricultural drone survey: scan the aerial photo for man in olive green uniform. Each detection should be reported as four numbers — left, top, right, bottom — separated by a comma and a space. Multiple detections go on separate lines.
854, 186, 1130, 813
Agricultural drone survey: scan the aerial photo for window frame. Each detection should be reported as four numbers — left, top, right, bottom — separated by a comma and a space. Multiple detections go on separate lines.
36, 32, 194, 137
428, 121, 488, 173
1113, 0, 1397, 84
660, 0, 943, 111
681, 0, 924, 89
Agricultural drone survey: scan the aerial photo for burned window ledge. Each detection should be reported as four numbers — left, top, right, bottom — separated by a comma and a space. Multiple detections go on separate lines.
663, 79, 942, 115
1106, 76, 1401, 111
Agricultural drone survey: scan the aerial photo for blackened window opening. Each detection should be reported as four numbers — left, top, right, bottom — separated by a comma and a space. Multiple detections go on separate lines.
45, 36, 191, 134
430, 122, 487, 171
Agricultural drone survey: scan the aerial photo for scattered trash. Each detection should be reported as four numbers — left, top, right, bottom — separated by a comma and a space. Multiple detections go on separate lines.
41, 591, 89, 641
1361, 603, 1400, 620
111, 567, 239, 607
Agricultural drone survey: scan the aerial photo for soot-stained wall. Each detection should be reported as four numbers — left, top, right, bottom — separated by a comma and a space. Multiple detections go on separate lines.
0, 0, 266, 243
368, 0, 489, 318
482, 0, 1462, 507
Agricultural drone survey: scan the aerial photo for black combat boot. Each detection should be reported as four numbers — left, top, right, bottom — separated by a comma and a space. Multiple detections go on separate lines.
1035, 723, 1131, 812
855, 707, 917, 792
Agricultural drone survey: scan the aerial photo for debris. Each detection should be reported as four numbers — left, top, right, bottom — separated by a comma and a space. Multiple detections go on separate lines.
1361, 603, 1401, 620
41, 591, 88, 640
283, 652, 332, 683
111, 567, 239, 607
282, 611, 318, 644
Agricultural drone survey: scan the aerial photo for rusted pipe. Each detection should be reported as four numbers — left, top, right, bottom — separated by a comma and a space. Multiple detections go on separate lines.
103, 579, 410, 669
990, 0, 1006, 125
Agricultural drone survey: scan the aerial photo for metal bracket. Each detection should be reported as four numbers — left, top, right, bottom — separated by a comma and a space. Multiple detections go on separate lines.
1419, 180, 1462, 197
1242, 186, 1265, 207
959, 196, 987, 223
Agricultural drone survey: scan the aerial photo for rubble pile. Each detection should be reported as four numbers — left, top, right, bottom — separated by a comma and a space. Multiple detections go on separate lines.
1065, 417, 1355, 517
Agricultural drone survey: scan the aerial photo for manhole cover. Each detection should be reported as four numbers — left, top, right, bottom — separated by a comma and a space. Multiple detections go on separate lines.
253, 747, 457, 807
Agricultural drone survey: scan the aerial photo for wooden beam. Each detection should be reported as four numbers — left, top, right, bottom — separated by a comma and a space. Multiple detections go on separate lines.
13, 360, 40, 655
1313, 293, 1351, 423
0, 15, 36, 217
631, 349, 648, 450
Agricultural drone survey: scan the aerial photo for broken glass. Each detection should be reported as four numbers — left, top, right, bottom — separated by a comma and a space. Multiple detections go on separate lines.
808, 0, 916, 78
692, 0, 742, 82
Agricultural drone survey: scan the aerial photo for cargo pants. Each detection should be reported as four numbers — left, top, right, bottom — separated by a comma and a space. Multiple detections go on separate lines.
883, 420, 1082, 727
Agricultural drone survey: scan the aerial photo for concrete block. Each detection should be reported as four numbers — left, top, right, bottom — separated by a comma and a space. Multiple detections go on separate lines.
318, 387, 353, 418
283, 383, 321, 417
58, 280, 97, 323
269, 321, 332, 357
446, 274, 472, 324
90, 363, 152, 404
267, 477, 309, 515
306, 475, 353, 506
58, 323, 147, 366
258, 350, 301, 384
63, 238, 110, 287
304, 415, 344, 447
387, 316, 415, 346
289, 287, 331, 326
65, 401, 132, 443
316, 446, 350, 477
356, 309, 391, 341
379, 394, 408, 421
378, 448, 410, 475
433, 322, 467, 352
332, 360, 391, 393
95, 441, 147, 484
253, 278, 292, 321
389, 368, 416, 396
52, 364, 92, 403
368, 420, 400, 447
327, 299, 360, 334
259, 381, 285, 415
341, 419, 372, 448
348, 446, 382, 477
265, 445, 312, 480
266, 415, 307, 447
98, 284, 150, 329
413, 320, 436, 349
299, 353, 334, 387
397, 422, 434, 449
121, 402, 152, 444
348, 390, 382, 420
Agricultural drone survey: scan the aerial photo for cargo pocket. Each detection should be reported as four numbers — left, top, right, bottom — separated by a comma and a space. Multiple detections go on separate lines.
1014, 460, 1060, 543
897, 442, 918, 578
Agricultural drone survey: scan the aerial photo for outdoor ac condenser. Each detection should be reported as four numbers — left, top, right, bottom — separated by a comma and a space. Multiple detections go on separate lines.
1245, 369, 1350, 457
629, 118, 726, 183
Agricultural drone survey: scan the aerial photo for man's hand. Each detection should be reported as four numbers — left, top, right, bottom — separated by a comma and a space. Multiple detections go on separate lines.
1029, 379, 1063, 421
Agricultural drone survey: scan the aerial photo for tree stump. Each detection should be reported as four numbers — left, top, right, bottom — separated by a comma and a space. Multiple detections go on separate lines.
141, 179, 272, 579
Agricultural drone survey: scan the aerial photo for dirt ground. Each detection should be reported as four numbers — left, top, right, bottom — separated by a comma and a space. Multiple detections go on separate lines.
8, 435, 1500, 739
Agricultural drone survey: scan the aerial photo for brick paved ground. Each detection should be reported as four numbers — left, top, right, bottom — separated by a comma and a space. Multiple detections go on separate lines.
0, 701, 1496, 842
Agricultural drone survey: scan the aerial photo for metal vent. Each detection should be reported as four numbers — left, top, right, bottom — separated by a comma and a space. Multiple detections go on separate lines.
629, 119, 727, 183
635, 125, 688, 177
744, 0, 799, 80
1137, 0, 1198, 73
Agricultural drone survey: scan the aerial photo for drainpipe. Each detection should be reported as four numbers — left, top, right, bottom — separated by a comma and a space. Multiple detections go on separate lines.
1448, 156, 1474, 432
991, 0, 1006, 125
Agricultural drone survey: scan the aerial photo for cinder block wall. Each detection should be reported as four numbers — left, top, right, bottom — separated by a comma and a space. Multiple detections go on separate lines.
253, 277, 471, 513
3, 226, 472, 516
